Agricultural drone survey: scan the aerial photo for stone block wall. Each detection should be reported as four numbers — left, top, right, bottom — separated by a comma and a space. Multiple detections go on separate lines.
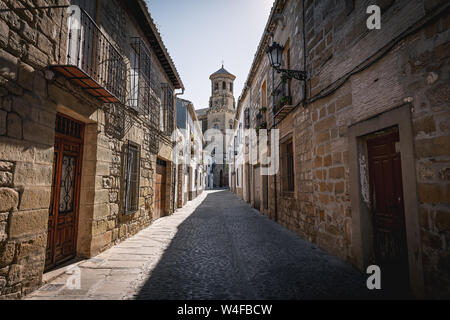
0, 0, 179, 299
0, 0, 68, 298
235, 0, 449, 297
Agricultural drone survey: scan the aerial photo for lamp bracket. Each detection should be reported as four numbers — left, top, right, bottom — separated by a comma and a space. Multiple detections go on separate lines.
276, 68, 308, 81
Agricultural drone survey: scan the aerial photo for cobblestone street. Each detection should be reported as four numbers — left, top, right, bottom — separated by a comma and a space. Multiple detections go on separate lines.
27, 190, 373, 300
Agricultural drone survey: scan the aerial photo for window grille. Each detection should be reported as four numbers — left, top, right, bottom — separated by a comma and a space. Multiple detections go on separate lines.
128, 38, 158, 130
125, 141, 141, 214
160, 83, 174, 135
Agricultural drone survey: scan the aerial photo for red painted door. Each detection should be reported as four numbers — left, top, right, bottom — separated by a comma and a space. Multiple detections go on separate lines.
46, 114, 84, 271
367, 128, 410, 293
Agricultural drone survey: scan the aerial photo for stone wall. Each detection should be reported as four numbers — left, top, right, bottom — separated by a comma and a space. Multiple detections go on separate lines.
234, 0, 449, 297
0, 0, 178, 299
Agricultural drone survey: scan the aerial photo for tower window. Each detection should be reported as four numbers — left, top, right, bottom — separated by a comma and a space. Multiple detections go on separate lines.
215, 82, 218, 91
223, 82, 226, 90
230, 83, 233, 92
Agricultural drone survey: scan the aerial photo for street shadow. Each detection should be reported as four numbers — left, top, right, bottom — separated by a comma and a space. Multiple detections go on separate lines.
134, 190, 393, 300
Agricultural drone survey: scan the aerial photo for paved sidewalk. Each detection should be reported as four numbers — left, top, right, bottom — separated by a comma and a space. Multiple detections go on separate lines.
26, 192, 209, 300
27, 190, 373, 300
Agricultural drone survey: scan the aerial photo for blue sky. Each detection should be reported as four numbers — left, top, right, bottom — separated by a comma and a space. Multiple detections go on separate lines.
146, 0, 274, 109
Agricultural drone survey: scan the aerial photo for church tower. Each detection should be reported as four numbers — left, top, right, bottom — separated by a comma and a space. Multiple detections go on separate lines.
207, 65, 236, 188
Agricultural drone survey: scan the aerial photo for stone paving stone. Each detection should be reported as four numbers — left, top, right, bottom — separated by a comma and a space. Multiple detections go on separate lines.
26, 190, 378, 300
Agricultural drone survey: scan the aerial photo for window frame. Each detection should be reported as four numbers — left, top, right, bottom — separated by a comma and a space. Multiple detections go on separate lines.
281, 137, 295, 195
124, 140, 141, 214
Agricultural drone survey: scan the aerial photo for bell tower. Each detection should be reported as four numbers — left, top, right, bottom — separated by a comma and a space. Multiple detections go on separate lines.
206, 65, 236, 188
209, 65, 236, 112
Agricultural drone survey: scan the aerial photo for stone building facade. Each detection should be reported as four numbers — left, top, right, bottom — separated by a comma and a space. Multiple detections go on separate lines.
231, 0, 449, 298
0, 0, 183, 298
175, 98, 204, 207
196, 66, 236, 188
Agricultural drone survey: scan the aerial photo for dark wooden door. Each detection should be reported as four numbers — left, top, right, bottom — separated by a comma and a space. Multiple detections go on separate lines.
46, 114, 84, 271
155, 159, 167, 219
367, 128, 410, 293
263, 173, 269, 210
254, 166, 261, 211
188, 166, 192, 200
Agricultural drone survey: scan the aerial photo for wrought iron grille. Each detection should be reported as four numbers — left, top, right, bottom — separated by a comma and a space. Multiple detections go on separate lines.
272, 81, 292, 115
55, 114, 83, 140
128, 38, 159, 130
144, 129, 159, 155
56, 6, 126, 103
124, 141, 141, 214
161, 83, 174, 135
104, 103, 132, 139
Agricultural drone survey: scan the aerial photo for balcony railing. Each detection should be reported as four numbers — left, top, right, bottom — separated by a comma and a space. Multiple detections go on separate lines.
52, 6, 126, 104
272, 81, 293, 119
255, 111, 267, 130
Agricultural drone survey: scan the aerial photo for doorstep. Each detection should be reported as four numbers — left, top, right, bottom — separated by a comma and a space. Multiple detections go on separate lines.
41, 258, 86, 285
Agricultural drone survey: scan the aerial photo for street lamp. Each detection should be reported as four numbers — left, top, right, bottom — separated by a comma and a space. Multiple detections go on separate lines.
266, 41, 308, 81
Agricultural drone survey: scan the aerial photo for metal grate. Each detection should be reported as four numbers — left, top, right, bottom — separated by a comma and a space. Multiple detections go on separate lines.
161, 83, 174, 135
272, 81, 292, 116
53, 5, 126, 103
55, 114, 84, 140
125, 141, 141, 214
104, 103, 132, 139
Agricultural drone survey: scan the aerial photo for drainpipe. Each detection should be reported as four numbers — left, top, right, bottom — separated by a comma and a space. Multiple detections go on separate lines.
272, 64, 278, 223
302, 0, 307, 105
249, 85, 253, 206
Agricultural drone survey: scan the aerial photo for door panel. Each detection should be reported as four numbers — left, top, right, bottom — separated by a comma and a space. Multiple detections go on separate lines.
254, 166, 260, 211
46, 114, 84, 271
155, 159, 167, 219
263, 174, 268, 210
367, 128, 409, 293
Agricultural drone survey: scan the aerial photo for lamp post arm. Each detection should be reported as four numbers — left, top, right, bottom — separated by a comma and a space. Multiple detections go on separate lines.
275, 68, 308, 81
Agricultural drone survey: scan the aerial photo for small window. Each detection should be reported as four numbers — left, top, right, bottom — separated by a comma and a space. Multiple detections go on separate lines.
281, 139, 294, 193
223, 82, 226, 90
230, 83, 233, 92
125, 141, 141, 214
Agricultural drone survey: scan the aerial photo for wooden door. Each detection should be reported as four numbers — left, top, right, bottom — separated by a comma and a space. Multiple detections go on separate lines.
188, 166, 192, 200
367, 128, 410, 293
263, 173, 269, 210
254, 166, 261, 211
46, 114, 84, 271
155, 159, 167, 219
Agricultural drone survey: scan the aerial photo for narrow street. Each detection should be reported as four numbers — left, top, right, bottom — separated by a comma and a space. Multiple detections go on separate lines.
27, 190, 371, 300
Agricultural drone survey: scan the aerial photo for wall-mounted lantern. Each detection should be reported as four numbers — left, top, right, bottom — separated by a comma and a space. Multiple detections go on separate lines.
266, 42, 307, 81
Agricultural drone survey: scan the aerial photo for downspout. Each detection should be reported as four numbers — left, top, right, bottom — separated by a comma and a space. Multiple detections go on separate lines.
272, 65, 278, 223
302, 0, 307, 104
249, 85, 253, 206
